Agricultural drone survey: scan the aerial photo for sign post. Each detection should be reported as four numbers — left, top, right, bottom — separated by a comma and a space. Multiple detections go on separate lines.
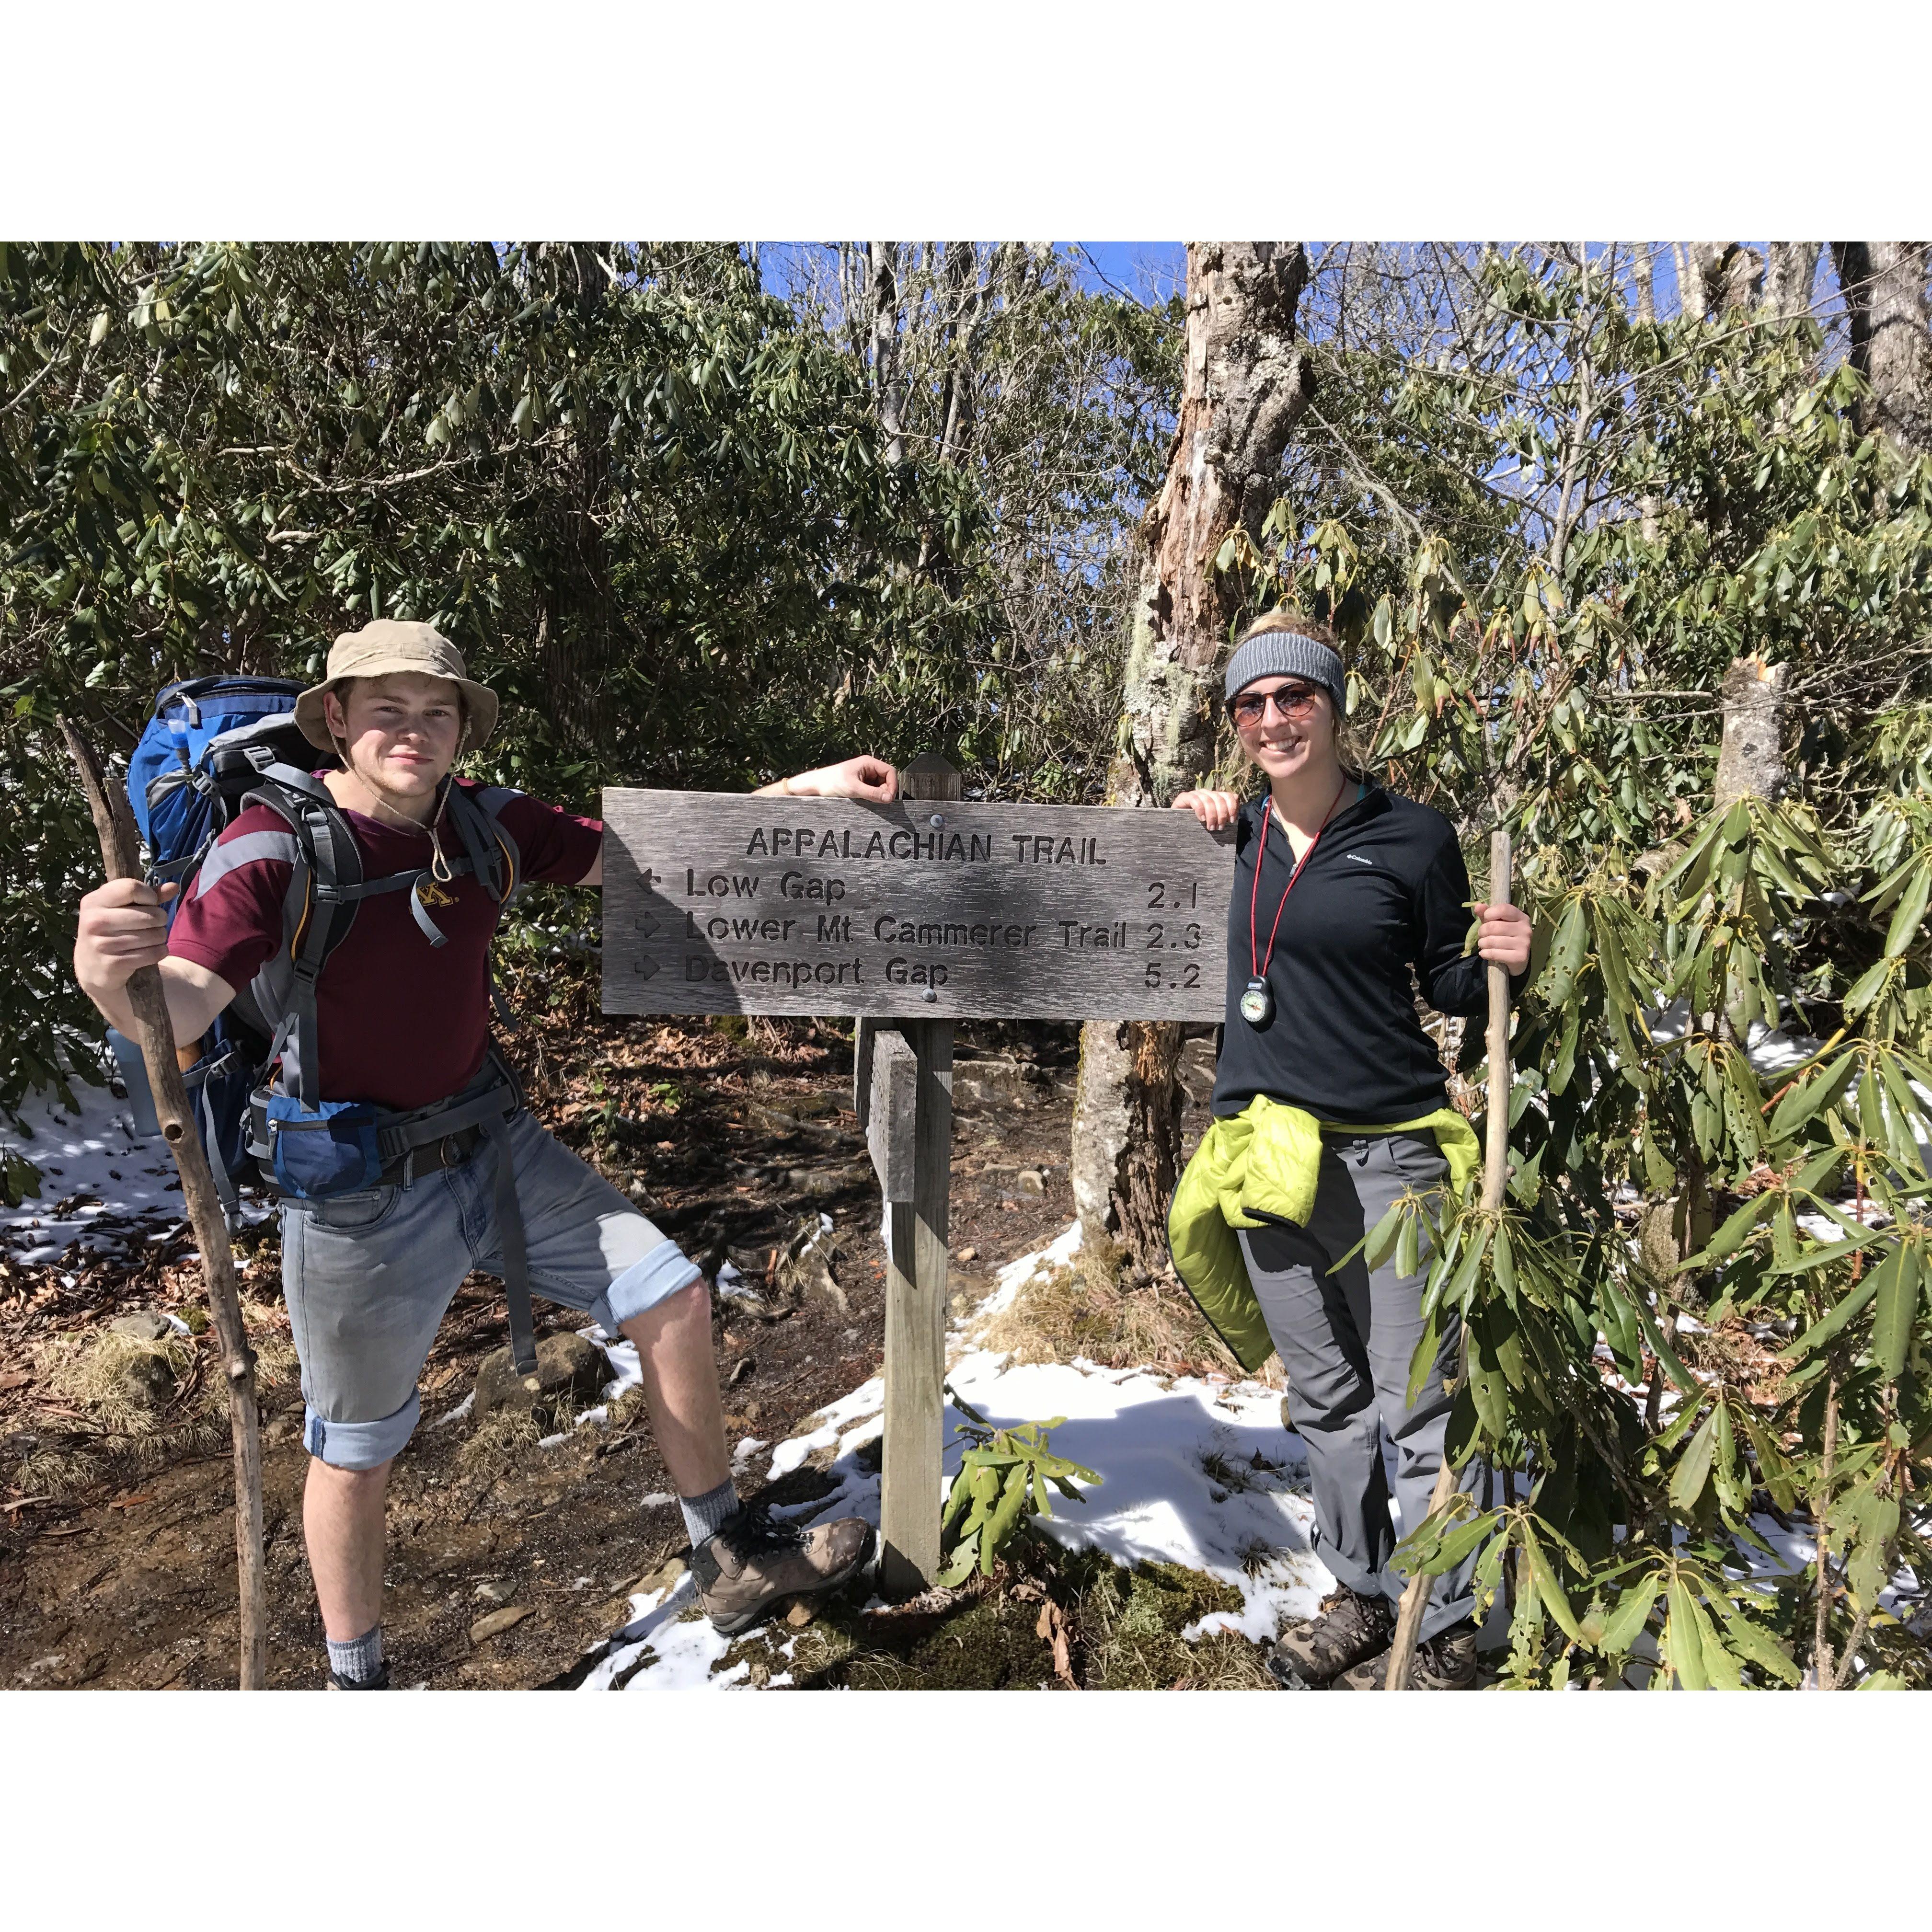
603, 761, 1232, 1591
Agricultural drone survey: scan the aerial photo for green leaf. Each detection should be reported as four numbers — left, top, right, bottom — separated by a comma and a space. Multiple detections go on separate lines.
1468, 1351, 1509, 1439
1492, 1223, 1518, 1301
1522, 1529, 1581, 1640
1664, 1579, 1707, 1690
1844, 1487, 1901, 1610
1781, 1261, 1884, 1362
1883, 860, 1932, 957
1768, 1052, 1858, 1140
1394, 1208, 1419, 1281
1709, 1598, 1802, 1686
1870, 1238, 1920, 1381
1743, 1414, 1799, 1513
1539, 897, 1588, 1009
1711, 1401, 1749, 1515
1598, 1578, 1657, 1654
1680, 1192, 1772, 1271
1688, 1594, 1743, 1691
937, 1533, 979, 1587
1669, 1406, 1719, 1512
941, 1465, 974, 1531
983, 1461, 1031, 1568
1767, 1228, 1887, 1277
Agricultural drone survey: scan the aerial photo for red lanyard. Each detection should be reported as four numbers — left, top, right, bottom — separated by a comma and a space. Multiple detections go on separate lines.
1248, 779, 1348, 984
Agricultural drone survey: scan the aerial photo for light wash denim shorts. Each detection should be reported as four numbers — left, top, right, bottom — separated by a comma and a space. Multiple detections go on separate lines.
281, 1104, 700, 1470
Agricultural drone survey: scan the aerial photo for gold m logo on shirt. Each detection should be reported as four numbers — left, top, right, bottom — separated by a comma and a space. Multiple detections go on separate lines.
415, 879, 459, 909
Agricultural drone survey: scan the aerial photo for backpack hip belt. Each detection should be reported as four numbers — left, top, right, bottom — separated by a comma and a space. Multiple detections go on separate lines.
249, 1052, 540, 1379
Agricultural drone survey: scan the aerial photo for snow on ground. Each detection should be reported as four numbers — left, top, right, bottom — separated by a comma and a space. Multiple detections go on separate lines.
2, 1067, 276, 1265
2, 1074, 188, 1264
582, 1220, 1335, 1690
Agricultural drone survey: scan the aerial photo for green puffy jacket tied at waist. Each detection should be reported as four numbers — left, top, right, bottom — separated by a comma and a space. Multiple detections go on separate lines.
1167, 1095, 1483, 1373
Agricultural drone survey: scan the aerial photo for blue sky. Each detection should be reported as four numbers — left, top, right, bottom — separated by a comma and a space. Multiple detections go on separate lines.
1069, 243, 1186, 301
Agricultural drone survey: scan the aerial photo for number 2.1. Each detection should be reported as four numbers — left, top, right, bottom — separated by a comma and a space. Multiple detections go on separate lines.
1147, 880, 1199, 910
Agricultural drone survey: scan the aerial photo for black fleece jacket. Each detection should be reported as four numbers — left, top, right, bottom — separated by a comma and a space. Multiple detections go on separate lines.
1209, 781, 1527, 1123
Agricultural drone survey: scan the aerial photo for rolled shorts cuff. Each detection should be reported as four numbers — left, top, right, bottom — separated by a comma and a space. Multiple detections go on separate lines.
593, 1238, 703, 1333
304, 1391, 420, 1471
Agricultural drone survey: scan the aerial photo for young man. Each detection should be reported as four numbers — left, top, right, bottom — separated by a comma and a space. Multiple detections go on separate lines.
74, 621, 896, 1687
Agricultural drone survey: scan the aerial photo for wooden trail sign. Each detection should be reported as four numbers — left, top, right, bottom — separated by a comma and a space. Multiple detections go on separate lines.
601, 781, 1234, 1022
603, 756, 1235, 1593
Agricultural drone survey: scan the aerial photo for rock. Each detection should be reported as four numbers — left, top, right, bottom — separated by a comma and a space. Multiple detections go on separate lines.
1280, 1395, 1296, 1435
473, 1333, 610, 1419
785, 1166, 863, 1200
469, 1605, 534, 1644
956, 1246, 978, 1263
784, 1601, 816, 1628
774, 1217, 849, 1311
946, 1271, 993, 1321
635, 1555, 688, 1596
472, 1579, 516, 1605
109, 1339, 179, 1407
1016, 1169, 1046, 1197
952, 1057, 1056, 1114
109, 1311, 173, 1342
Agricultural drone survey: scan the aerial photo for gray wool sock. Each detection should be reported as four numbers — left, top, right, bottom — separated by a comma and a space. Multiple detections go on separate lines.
679, 1478, 742, 1550
326, 1623, 384, 1686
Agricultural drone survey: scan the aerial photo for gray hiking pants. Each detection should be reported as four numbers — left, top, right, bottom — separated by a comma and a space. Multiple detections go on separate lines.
1238, 1128, 1484, 1643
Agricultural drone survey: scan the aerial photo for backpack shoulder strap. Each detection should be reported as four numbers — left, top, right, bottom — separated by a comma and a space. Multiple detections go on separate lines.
445, 781, 522, 909
242, 776, 366, 1108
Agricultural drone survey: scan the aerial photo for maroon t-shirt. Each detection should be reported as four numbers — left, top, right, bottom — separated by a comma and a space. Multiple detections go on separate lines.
168, 777, 601, 1110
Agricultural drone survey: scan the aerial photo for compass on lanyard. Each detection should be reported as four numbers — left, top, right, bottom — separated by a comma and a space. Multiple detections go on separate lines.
1242, 778, 1348, 1028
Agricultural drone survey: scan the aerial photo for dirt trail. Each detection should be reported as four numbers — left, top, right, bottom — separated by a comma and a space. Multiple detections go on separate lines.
1, 1010, 1166, 1690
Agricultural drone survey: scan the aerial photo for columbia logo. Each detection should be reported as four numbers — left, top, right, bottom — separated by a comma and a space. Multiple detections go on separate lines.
1346, 852, 1372, 864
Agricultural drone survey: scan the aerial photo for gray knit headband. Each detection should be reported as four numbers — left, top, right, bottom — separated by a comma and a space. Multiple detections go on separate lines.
1224, 630, 1347, 715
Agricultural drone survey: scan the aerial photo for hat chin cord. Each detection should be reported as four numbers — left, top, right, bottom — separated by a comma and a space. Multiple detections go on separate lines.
324, 707, 462, 859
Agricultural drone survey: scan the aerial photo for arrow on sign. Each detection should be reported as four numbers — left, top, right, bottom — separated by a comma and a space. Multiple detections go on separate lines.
634, 916, 658, 937
634, 958, 659, 979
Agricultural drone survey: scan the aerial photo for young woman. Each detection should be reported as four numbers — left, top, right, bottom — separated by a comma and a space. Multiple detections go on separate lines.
1170, 611, 1531, 1690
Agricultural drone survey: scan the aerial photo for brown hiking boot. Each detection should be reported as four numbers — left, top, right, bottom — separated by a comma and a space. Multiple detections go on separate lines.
690, 1505, 875, 1636
1333, 1620, 1479, 1691
1266, 1586, 1394, 1690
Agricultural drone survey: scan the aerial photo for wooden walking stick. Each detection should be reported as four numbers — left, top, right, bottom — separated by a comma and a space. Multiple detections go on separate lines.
1383, 827, 1513, 1691
59, 717, 268, 1690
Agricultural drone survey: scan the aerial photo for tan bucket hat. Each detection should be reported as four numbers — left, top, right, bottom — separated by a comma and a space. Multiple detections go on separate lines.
294, 620, 499, 753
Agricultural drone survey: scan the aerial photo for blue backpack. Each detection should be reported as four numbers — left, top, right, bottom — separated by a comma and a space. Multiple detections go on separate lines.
115, 674, 526, 1230
114, 678, 320, 1214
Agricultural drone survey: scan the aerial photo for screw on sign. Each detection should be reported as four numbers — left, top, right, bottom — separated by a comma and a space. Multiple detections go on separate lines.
602, 753, 1236, 1592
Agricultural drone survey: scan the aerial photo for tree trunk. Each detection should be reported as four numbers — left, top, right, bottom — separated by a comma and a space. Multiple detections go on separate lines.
1679, 242, 1726, 320
1714, 653, 1790, 810
1632, 245, 1662, 545
867, 242, 907, 467
1071, 242, 1315, 1270
1831, 243, 1932, 455
1719, 245, 1764, 313
1765, 242, 1820, 320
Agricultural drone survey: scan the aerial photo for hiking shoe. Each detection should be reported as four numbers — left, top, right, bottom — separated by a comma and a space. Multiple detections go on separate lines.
1265, 1586, 1394, 1690
690, 1505, 875, 1636
326, 1663, 391, 1690
1332, 1620, 1479, 1691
